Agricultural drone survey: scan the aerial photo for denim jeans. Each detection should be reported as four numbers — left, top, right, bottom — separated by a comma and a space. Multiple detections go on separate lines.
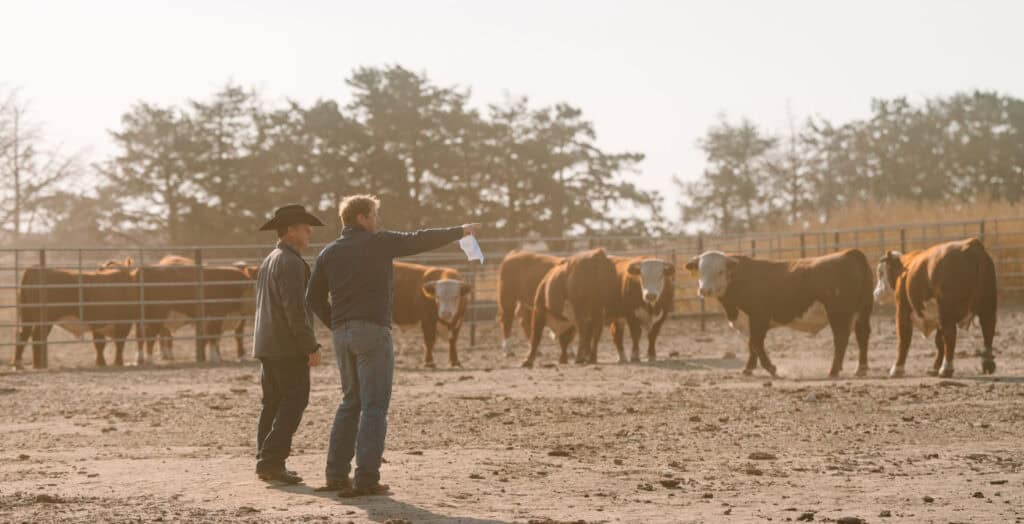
324, 320, 394, 488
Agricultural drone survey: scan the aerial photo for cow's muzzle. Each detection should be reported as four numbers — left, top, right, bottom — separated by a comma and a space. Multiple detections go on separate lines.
644, 292, 659, 304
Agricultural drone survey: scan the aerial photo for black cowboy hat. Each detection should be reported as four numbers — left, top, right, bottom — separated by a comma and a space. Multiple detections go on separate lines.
258, 204, 326, 231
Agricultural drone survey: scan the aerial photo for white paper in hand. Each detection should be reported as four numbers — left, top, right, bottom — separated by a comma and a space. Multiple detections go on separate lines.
459, 235, 485, 264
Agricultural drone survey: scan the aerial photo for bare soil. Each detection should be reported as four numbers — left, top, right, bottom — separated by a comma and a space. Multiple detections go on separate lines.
1, 311, 1023, 523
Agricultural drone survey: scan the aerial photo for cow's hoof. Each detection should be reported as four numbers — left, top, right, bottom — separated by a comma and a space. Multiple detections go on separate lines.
520, 360, 534, 369
630, 356, 641, 364
926, 368, 939, 377
96, 360, 107, 367
449, 361, 462, 368
982, 358, 996, 375
11, 363, 23, 371
828, 371, 840, 380
938, 365, 954, 378
647, 355, 657, 363
741, 368, 754, 376
889, 365, 906, 378
422, 361, 436, 369
855, 367, 868, 378
765, 365, 778, 377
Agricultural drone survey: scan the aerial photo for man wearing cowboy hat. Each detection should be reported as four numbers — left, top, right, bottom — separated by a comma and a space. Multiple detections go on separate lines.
306, 194, 481, 496
253, 204, 325, 484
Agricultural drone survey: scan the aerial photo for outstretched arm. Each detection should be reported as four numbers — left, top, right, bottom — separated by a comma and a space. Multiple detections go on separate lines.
377, 223, 481, 258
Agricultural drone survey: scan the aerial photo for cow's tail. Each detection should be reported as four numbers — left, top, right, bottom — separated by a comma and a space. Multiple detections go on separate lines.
966, 239, 998, 369
496, 258, 518, 341
847, 249, 875, 324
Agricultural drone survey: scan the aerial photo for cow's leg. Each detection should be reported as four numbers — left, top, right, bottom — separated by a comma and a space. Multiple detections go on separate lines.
589, 315, 606, 365
827, 311, 852, 378
31, 324, 53, 370
93, 333, 108, 367
13, 325, 32, 369
448, 326, 462, 368
522, 307, 547, 368
235, 319, 246, 359
647, 315, 666, 362
743, 337, 759, 375
747, 318, 775, 376
627, 317, 643, 363
113, 324, 131, 366
206, 320, 223, 364
928, 328, 944, 376
574, 318, 592, 365
890, 300, 913, 378
498, 300, 517, 357
978, 286, 998, 375
557, 328, 575, 365
610, 320, 627, 363
853, 306, 871, 377
421, 318, 438, 368
938, 319, 958, 378
195, 322, 207, 363
159, 327, 173, 361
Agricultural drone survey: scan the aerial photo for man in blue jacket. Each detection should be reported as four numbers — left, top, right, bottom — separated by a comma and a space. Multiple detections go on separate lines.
253, 204, 324, 484
306, 194, 480, 497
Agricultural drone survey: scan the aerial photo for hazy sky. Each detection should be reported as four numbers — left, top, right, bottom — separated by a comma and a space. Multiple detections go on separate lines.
5, 0, 1022, 217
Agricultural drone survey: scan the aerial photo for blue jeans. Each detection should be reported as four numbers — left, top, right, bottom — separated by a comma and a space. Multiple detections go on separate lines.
325, 320, 394, 488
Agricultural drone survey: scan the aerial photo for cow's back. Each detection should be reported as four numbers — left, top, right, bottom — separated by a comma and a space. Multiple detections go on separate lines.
499, 250, 562, 307
907, 238, 993, 305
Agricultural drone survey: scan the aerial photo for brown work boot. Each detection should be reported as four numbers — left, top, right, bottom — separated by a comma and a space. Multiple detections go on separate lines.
314, 477, 352, 492
257, 467, 303, 485
338, 483, 391, 498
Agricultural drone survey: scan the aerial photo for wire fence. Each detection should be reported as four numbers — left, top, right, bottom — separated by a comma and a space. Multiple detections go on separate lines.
3, 217, 1023, 367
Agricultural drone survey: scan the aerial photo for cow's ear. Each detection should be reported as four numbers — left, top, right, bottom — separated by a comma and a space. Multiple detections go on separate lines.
685, 256, 700, 276
627, 261, 641, 276
460, 282, 472, 296
422, 280, 438, 298
725, 256, 740, 274
663, 262, 675, 276
124, 256, 134, 267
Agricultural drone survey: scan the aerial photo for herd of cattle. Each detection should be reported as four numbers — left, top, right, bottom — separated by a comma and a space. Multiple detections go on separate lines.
13, 237, 999, 378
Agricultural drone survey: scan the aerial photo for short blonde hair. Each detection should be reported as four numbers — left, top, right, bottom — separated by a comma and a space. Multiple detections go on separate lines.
339, 194, 381, 226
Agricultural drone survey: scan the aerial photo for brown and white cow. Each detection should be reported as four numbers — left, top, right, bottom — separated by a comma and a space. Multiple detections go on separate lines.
521, 248, 619, 367
608, 256, 676, 363
392, 261, 472, 368
686, 249, 874, 377
496, 250, 563, 356
138, 256, 258, 363
14, 257, 137, 368
874, 238, 997, 378
133, 260, 256, 364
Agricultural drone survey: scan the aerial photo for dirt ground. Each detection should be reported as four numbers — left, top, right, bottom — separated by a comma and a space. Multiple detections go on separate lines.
1, 309, 1023, 524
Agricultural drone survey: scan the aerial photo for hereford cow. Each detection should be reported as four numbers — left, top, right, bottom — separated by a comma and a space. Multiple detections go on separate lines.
686, 249, 874, 377
873, 238, 997, 378
608, 256, 676, 363
521, 249, 619, 367
392, 261, 472, 368
496, 250, 563, 356
133, 261, 256, 364
14, 257, 137, 369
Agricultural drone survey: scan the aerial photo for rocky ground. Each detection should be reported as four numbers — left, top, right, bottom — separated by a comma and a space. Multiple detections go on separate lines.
1, 310, 1022, 523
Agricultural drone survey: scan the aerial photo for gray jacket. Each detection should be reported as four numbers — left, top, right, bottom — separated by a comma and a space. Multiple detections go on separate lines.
253, 241, 320, 360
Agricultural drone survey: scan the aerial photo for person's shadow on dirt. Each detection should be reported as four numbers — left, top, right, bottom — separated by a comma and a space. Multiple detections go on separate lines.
269, 484, 510, 523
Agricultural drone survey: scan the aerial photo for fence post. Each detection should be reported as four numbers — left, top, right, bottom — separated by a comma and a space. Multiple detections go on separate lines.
77, 249, 85, 340
833, 232, 840, 252
979, 219, 986, 244
750, 239, 756, 257
697, 234, 705, 332
799, 233, 806, 258
37, 249, 47, 368
195, 248, 205, 363
469, 265, 477, 348
14, 250, 20, 365
899, 228, 907, 253
137, 247, 146, 363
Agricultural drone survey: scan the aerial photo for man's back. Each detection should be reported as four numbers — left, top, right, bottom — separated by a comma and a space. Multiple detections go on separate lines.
306, 224, 463, 330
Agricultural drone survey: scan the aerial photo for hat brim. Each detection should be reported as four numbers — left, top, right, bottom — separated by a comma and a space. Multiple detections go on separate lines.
258, 212, 326, 231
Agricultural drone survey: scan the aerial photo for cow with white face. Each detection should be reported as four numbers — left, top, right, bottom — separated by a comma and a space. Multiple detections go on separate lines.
392, 261, 472, 368
685, 249, 874, 378
607, 256, 676, 362
874, 239, 997, 378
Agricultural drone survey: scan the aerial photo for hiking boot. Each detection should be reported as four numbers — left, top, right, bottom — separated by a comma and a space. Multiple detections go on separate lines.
314, 477, 352, 492
338, 483, 391, 498
257, 467, 303, 485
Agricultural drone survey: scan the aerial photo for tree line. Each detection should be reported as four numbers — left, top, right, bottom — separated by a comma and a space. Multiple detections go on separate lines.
1, 66, 660, 246
677, 92, 1024, 233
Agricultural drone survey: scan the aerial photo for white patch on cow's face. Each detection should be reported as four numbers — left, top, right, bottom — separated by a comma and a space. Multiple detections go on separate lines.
873, 258, 896, 304
431, 280, 464, 322
638, 260, 666, 305
696, 252, 731, 298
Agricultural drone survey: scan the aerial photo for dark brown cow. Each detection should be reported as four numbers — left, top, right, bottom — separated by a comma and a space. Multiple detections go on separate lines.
392, 261, 472, 368
607, 256, 676, 363
521, 248, 619, 367
686, 249, 874, 377
133, 261, 256, 364
874, 238, 997, 378
496, 250, 562, 356
14, 257, 137, 368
